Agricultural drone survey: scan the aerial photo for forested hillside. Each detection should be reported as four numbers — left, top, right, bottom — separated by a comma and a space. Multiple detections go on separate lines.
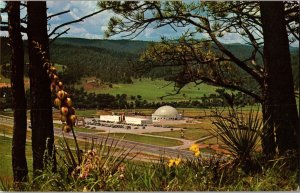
1, 37, 298, 88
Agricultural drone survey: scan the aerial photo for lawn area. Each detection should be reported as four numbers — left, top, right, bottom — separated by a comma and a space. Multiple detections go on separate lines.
53, 63, 66, 72
0, 111, 13, 117
102, 133, 183, 147
202, 136, 224, 145
84, 78, 219, 102
148, 128, 211, 141
0, 66, 30, 89
53, 123, 105, 133
55, 135, 95, 152
73, 109, 98, 117
178, 105, 262, 117
0, 123, 32, 139
0, 136, 33, 183
148, 119, 214, 140
53, 109, 99, 119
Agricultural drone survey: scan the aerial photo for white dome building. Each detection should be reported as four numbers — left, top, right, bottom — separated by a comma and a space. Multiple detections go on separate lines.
152, 105, 182, 122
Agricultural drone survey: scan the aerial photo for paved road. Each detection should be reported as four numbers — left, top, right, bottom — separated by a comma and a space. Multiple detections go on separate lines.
54, 128, 203, 159
1, 115, 211, 159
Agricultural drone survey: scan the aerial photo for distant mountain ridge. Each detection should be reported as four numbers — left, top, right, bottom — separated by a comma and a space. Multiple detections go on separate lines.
0, 36, 298, 87
53, 37, 150, 54
54, 37, 299, 54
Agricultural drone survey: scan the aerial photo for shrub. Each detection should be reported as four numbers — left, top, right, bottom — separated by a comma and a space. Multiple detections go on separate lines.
211, 107, 263, 172
25, 135, 132, 191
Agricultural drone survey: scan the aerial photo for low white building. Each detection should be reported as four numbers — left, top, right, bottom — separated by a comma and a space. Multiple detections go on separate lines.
99, 115, 121, 123
125, 116, 152, 125
152, 105, 182, 122
99, 115, 152, 125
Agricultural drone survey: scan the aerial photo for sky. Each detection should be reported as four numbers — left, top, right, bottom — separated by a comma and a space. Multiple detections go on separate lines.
0, 1, 299, 47
46, 1, 201, 42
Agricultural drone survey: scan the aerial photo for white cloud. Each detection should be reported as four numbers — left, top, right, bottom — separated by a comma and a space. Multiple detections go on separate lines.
101, 25, 108, 31
47, 1, 117, 39
69, 26, 88, 34
82, 33, 102, 39
44, 1, 299, 48
63, 3, 71, 11
219, 33, 246, 44
144, 28, 154, 38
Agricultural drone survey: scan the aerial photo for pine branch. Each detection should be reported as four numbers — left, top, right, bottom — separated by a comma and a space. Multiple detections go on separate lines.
48, 9, 105, 37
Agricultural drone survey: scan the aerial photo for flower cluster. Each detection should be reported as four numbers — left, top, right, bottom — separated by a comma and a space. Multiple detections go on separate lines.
33, 41, 77, 133
117, 164, 126, 180
54, 86, 77, 133
168, 158, 181, 167
189, 144, 201, 157
72, 149, 99, 179
69, 148, 128, 191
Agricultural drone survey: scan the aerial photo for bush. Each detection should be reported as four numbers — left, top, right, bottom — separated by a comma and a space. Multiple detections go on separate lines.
24, 135, 132, 191
211, 107, 262, 172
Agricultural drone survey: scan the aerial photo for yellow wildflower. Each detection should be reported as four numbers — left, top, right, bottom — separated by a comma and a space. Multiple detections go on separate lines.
189, 144, 199, 152
168, 159, 175, 167
119, 174, 125, 180
194, 150, 201, 157
174, 158, 181, 166
83, 186, 88, 192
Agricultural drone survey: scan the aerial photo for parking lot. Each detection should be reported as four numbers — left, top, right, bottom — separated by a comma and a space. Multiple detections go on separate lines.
83, 118, 183, 134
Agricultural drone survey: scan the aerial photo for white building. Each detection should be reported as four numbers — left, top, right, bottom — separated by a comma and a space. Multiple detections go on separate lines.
125, 116, 152, 125
152, 105, 182, 122
99, 115, 121, 123
99, 114, 152, 125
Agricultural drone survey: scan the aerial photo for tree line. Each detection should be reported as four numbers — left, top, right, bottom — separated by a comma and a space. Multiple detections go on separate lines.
2, 36, 298, 88
1, 85, 256, 111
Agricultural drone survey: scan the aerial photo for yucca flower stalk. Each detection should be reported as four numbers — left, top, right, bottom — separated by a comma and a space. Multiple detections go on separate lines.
33, 41, 81, 163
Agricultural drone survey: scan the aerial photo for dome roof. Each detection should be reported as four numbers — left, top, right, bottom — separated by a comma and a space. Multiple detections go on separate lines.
153, 105, 179, 117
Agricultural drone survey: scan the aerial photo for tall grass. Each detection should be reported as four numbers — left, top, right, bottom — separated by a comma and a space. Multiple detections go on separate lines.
24, 135, 133, 191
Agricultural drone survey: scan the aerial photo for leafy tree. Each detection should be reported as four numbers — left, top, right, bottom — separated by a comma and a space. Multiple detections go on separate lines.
7, 1, 28, 183
99, 1, 299, 156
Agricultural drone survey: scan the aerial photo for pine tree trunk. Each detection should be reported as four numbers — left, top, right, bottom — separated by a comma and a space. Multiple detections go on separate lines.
260, 1, 299, 155
261, 98, 276, 157
8, 1, 28, 183
27, 1, 56, 173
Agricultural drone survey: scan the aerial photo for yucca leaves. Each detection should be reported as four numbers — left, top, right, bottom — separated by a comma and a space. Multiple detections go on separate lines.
212, 108, 262, 160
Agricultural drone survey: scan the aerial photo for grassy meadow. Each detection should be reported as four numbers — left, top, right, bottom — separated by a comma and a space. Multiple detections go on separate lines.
79, 78, 219, 102
100, 133, 183, 147
0, 136, 33, 183
148, 127, 211, 141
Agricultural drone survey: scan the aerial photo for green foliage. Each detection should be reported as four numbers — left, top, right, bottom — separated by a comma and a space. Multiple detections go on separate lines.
0, 136, 33, 183
93, 78, 219, 102
1, 36, 298, 87
24, 135, 132, 191
1, 134, 298, 191
211, 107, 263, 171
106, 133, 183, 147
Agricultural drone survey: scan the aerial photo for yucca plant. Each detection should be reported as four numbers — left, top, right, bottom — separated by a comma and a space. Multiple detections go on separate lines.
61, 134, 134, 191
211, 107, 263, 172
25, 134, 134, 191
